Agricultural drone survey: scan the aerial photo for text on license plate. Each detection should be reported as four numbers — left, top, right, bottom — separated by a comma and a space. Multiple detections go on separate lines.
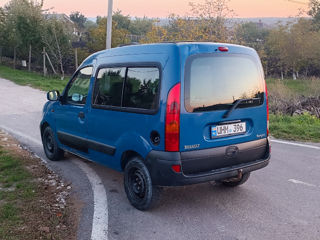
211, 122, 246, 138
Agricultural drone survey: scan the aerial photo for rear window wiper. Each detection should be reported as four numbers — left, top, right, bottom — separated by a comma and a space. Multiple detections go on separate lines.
223, 98, 260, 119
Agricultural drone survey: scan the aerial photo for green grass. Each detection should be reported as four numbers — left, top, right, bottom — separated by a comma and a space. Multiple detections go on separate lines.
267, 78, 320, 142
266, 78, 320, 97
0, 147, 35, 239
270, 113, 320, 142
0, 65, 69, 93
0, 142, 75, 239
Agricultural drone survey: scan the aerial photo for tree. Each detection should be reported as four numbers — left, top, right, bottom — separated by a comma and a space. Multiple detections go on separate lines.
235, 22, 269, 74
189, 0, 234, 42
112, 10, 131, 30
70, 11, 87, 30
288, 18, 320, 78
308, 0, 320, 29
0, 7, 5, 44
87, 17, 130, 52
235, 22, 269, 45
42, 17, 73, 79
140, 23, 168, 43
1, 0, 44, 70
129, 17, 153, 36
0, 7, 5, 62
264, 19, 320, 79
265, 25, 290, 79
142, 0, 234, 43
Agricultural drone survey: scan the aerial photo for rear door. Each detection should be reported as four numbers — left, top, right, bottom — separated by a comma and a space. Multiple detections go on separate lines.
180, 51, 267, 154
86, 65, 161, 170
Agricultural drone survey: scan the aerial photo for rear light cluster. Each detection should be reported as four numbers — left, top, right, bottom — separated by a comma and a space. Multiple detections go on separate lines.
218, 46, 229, 52
171, 165, 181, 173
265, 81, 269, 136
165, 83, 181, 152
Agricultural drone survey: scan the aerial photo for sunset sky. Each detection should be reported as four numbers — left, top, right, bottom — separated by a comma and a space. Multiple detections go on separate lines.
0, 0, 309, 18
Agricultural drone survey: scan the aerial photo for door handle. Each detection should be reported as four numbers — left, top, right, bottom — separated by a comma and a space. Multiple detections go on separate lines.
78, 111, 85, 119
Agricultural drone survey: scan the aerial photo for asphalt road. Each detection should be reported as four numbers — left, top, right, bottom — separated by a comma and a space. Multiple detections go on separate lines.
0, 78, 319, 240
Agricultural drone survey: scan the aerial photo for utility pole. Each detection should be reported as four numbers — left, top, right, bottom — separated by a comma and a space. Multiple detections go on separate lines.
43, 47, 47, 76
106, 0, 113, 49
75, 48, 78, 70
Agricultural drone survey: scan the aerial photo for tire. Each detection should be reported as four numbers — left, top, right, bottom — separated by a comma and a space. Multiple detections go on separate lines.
221, 172, 250, 187
124, 157, 160, 211
42, 126, 64, 161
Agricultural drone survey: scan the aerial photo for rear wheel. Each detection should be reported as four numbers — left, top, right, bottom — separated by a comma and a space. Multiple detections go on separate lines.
42, 126, 64, 161
221, 172, 250, 187
124, 157, 160, 211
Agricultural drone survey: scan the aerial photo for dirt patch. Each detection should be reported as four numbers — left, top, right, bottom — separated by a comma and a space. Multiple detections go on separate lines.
0, 130, 80, 240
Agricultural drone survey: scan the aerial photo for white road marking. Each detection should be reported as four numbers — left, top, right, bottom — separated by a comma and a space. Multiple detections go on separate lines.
72, 160, 109, 240
271, 139, 320, 150
0, 125, 109, 240
288, 179, 317, 187
0, 125, 42, 145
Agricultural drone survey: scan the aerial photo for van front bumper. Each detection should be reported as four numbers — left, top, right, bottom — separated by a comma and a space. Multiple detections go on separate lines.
145, 138, 270, 186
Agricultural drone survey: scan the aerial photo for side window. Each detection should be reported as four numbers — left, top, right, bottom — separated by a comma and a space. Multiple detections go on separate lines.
93, 67, 126, 107
123, 67, 160, 110
67, 67, 93, 105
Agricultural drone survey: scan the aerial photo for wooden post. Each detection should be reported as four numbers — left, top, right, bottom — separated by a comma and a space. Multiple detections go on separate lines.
293, 67, 297, 80
45, 52, 57, 75
13, 46, 16, 69
75, 48, 78, 70
28, 44, 32, 71
43, 47, 47, 76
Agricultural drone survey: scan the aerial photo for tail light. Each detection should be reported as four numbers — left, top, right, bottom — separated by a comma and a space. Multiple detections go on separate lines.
218, 46, 229, 52
265, 81, 269, 136
165, 83, 181, 152
171, 165, 181, 173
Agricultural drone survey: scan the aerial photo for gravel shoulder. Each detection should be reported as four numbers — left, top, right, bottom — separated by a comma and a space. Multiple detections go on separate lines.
0, 130, 80, 240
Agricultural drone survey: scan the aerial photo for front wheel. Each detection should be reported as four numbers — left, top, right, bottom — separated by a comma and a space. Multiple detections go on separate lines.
124, 157, 160, 211
221, 172, 250, 187
42, 126, 64, 161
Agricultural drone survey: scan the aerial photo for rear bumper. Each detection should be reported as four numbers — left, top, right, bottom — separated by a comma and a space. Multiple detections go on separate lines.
145, 138, 270, 186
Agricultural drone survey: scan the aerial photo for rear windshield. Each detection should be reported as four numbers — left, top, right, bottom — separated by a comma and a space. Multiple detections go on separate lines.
185, 54, 264, 113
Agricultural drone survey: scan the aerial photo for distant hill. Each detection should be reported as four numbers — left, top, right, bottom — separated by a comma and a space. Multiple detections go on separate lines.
157, 17, 307, 27
231, 17, 306, 26
87, 16, 309, 28
87, 17, 97, 23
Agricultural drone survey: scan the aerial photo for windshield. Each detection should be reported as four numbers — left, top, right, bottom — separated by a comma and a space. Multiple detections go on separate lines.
184, 54, 264, 113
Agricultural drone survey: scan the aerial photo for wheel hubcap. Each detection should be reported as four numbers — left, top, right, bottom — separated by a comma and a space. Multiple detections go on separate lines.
130, 169, 146, 198
45, 133, 54, 153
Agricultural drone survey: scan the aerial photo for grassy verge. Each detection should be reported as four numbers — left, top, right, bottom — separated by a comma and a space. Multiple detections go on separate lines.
267, 78, 320, 142
0, 147, 34, 238
266, 78, 320, 97
270, 113, 320, 142
0, 131, 77, 240
0, 65, 68, 93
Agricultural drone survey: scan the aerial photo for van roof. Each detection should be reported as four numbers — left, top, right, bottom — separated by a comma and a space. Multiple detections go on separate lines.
81, 42, 256, 67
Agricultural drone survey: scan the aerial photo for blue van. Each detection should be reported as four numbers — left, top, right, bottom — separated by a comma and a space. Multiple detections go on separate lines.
41, 42, 270, 210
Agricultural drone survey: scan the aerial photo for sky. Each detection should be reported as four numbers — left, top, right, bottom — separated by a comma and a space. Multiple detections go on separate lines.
0, 0, 309, 18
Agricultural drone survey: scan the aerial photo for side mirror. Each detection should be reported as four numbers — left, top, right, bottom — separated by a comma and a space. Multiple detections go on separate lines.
47, 90, 60, 101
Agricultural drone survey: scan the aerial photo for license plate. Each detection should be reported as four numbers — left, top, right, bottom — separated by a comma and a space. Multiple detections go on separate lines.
211, 122, 246, 138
